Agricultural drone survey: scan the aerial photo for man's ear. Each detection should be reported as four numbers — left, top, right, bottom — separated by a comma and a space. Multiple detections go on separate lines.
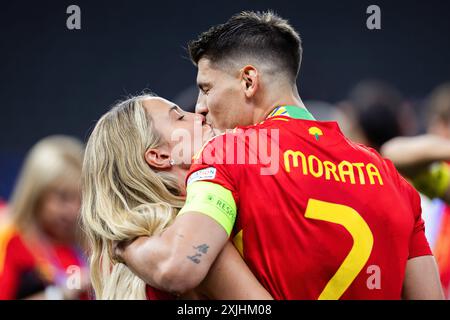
240, 65, 259, 98
144, 147, 172, 170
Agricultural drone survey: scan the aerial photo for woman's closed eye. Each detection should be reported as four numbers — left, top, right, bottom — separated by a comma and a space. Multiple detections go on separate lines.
170, 106, 186, 121
175, 110, 185, 120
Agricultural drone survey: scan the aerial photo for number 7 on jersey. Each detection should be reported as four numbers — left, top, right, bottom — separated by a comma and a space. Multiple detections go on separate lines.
305, 199, 374, 300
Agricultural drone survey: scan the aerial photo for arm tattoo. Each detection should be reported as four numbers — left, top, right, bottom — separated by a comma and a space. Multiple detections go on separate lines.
187, 253, 202, 264
186, 243, 210, 264
193, 244, 209, 254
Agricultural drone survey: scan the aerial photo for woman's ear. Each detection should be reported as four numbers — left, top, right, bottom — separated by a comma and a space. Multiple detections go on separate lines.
144, 147, 172, 169
240, 65, 259, 98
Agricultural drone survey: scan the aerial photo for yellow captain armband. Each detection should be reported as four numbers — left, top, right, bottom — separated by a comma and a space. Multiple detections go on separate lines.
178, 181, 237, 236
413, 161, 450, 199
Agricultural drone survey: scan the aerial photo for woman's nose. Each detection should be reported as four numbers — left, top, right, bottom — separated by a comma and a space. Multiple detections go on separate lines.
195, 113, 206, 125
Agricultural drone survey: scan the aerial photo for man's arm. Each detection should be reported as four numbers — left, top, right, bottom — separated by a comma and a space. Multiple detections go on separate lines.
402, 256, 444, 300
117, 212, 228, 295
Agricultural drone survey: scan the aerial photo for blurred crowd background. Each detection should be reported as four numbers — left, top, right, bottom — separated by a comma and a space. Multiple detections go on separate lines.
1, 0, 450, 299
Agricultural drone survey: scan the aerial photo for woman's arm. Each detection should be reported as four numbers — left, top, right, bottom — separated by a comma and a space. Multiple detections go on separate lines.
196, 241, 273, 300
402, 256, 444, 300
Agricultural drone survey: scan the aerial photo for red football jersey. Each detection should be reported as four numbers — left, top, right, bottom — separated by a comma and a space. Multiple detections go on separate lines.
186, 106, 432, 300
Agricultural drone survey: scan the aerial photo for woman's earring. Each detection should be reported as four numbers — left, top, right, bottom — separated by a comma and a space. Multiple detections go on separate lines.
169, 159, 175, 166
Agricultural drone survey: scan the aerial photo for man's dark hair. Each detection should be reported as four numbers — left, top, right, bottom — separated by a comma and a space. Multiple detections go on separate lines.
188, 11, 302, 82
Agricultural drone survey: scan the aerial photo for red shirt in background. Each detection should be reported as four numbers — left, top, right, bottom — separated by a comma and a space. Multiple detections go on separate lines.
146, 286, 176, 300
0, 223, 88, 300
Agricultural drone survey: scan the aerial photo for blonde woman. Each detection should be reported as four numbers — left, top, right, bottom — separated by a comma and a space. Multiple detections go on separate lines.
81, 94, 272, 300
0, 136, 89, 300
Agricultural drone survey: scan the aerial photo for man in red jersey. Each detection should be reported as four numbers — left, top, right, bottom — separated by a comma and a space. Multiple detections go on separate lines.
116, 11, 443, 299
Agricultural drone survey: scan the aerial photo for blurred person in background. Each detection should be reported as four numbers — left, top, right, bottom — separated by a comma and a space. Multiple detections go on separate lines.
338, 79, 418, 151
382, 82, 450, 298
0, 135, 89, 300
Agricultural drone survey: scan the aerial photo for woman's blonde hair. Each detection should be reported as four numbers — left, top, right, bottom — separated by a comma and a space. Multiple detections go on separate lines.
81, 94, 185, 299
9, 135, 84, 232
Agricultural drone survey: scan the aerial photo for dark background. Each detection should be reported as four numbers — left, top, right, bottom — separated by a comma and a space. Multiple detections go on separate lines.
1, 0, 450, 199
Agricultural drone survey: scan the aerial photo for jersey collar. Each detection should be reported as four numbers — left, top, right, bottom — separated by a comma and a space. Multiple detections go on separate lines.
266, 105, 315, 121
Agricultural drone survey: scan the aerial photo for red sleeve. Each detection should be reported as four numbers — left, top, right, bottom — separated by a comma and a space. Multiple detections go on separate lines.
187, 134, 240, 203
383, 159, 432, 259
406, 180, 433, 259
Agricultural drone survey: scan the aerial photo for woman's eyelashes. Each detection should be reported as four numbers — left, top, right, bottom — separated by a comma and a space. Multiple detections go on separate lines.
176, 109, 186, 121
172, 107, 185, 121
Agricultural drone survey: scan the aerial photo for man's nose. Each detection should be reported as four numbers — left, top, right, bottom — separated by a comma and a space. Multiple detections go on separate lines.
195, 97, 208, 117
